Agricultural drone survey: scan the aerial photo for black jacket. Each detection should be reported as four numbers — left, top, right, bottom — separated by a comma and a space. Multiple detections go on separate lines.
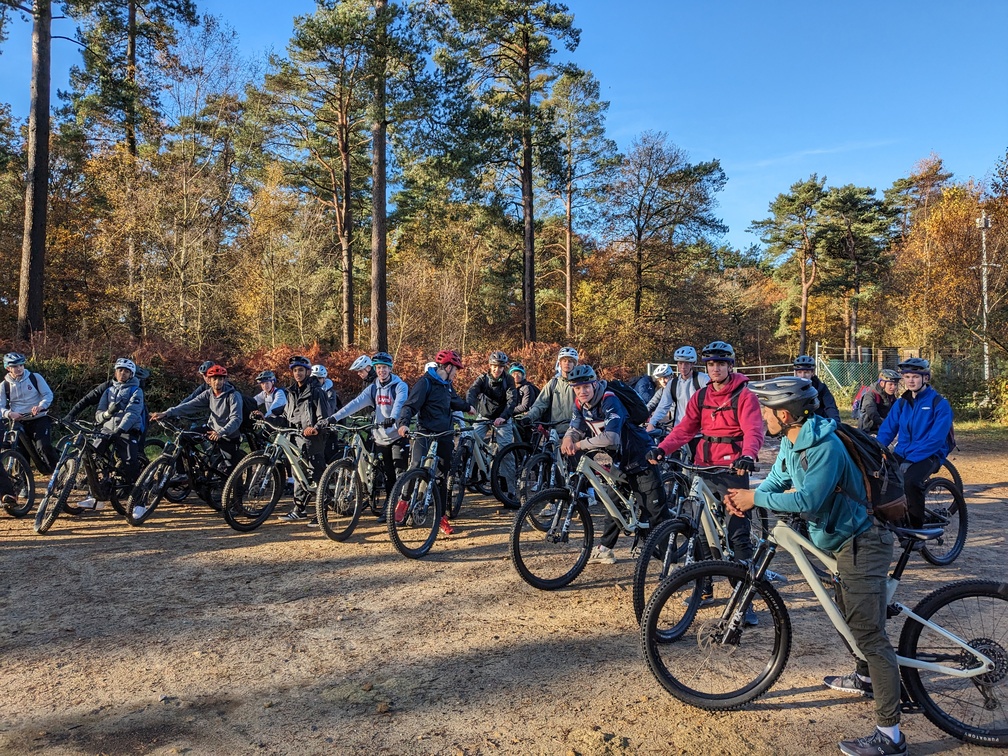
811, 375, 841, 422
399, 369, 469, 434
858, 381, 897, 435
466, 372, 518, 421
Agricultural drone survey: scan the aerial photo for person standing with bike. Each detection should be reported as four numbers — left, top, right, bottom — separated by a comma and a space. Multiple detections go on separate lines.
466, 350, 519, 494
793, 354, 841, 421
1, 352, 58, 474
561, 364, 666, 565
876, 357, 954, 529
857, 368, 900, 435
252, 370, 287, 418
88, 358, 147, 507
349, 355, 377, 388
396, 349, 469, 535
525, 346, 578, 436
274, 355, 329, 524
646, 346, 710, 433
724, 376, 904, 756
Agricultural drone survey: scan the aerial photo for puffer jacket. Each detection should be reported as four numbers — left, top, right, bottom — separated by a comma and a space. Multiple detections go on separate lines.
657, 371, 764, 467
754, 415, 871, 554
96, 376, 145, 435
399, 369, 469, 434
877, 384, 953, 463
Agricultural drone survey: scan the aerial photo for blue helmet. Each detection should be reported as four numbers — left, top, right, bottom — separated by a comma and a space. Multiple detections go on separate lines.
3, 352, 26, 368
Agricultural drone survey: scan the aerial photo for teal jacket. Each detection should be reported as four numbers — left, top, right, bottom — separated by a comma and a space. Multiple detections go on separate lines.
754, 415, 871, 554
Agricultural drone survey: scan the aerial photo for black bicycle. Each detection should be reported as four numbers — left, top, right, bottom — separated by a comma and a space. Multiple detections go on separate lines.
0, 419, 35, 518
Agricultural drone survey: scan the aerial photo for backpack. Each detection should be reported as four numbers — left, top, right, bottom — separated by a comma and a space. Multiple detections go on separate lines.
238, 392, 260, 434
695, 383, 747, 453
605, 380, 651, 426
850, 385, 870, 419
800, 423, 907, 524
2, 372, 40, 409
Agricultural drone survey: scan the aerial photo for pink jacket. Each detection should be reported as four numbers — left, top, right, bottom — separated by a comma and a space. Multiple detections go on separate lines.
657, 371, 764, 467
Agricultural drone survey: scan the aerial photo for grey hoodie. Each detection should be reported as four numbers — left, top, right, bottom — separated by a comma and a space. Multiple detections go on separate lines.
164, 382, 243, 440
1, 370, 54, 419
96, 376, 145, 434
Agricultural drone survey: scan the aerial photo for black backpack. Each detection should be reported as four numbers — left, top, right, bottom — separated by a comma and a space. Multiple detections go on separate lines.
238, 392, 260, 434
605, 380, 651, 426
801, 423, 907, 523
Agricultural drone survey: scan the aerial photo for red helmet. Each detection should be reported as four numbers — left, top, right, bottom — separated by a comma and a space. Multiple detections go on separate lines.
434, 349, 463, 368
205, 365, 228, 377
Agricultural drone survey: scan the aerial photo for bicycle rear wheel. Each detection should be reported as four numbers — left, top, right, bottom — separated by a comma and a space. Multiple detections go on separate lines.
490, 441, 533, 509
387, 468, 441, 559
633, 518, 692, 625
1, 448, 35, 518
316, 459, 363, 542
221, 454, 282, 532
920, 477, 968, 566
510, 488, 592, 590
640, 560, 792, 710
898, 580, 1008, 746
519, 452, 561, 515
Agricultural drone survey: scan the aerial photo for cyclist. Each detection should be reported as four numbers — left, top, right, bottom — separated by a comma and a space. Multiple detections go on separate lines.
724, 376, 904, 756
274, 356, 329, 523
1, 352, 58, 474
644, 363, 674, 426
350, 355, 377, 388
151, 363, 244, 481
646, 346, 710, 433
876, 358, 953, 529
792, 355, 840, 421
647, 340, 764, 616
311, 351, 409, 522
396, 349, 469, 535
252, 370, 287, 418
561, 364, 666, 564
857, 369, 899, 435
89, 358, 147, 508
525, 346, 578, 435
509, 363, 539, 414
311, 363, 341, 415
466, 350, 519, 492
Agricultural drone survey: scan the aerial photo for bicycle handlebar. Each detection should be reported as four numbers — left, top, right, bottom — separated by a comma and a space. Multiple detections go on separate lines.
665, 457, 760, 475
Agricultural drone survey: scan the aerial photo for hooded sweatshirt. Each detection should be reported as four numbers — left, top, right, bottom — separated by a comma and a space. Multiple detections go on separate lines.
328, 374, 409, 445
1, 370, 54, 419
754, 415, 871, 554
399, 368, 469, 434
164, 382, 243, 440
96, 376, 145, 434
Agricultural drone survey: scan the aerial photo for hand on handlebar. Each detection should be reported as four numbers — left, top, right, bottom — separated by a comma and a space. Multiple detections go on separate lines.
397, 425, 409, 438
732, 455, 756, 474
559, 435, 578, 456
646, 447, 665, 465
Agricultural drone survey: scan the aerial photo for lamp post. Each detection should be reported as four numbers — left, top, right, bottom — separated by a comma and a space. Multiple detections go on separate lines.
976, 212, 992, 387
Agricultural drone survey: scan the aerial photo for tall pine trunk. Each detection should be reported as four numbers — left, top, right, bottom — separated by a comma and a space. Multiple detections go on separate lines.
520, 26, 535, 343
370, 0, 388, 352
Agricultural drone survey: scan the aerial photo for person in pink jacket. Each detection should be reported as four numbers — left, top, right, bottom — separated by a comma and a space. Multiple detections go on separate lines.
647, 341, 765, 595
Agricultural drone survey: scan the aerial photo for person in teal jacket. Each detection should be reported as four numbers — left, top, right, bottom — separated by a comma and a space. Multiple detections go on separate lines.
876, 357, 953, 528
725, 377, 904, 756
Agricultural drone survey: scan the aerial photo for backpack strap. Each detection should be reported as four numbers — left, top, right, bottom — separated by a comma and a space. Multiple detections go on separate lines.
696, 383, 746, 457
4, 372, 40, 410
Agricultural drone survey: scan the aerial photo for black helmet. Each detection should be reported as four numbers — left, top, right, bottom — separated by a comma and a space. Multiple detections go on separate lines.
879, 369, 900, 383
701, 341, 735, 362
372, 351, 393, 367
749, 377, 820, 419
288, 355, 311, 370
255, 370, 276, 383
898, 357, 930, 374
567, 364, 598, 385
488, 350, 509, 366
198, 360, 215, 375
792, 355, 816, 370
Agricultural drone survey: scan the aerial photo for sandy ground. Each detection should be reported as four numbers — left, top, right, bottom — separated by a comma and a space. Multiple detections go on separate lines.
1, 432, 1005, 756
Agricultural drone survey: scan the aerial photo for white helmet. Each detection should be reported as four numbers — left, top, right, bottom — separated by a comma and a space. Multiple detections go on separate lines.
653, 363, 674, 379
673, 346, 697, 363
424, 361, 437, 371
114, 358, 136, 375
557, 346, 579, 361
349, 355, 372, 372
311, 364, 328, 379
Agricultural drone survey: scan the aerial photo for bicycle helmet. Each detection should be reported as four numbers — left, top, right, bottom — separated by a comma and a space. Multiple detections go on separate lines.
749, 377, 820, 419
424, 361, 437, 371
114, 357, 136, 375
288, 355, 311, 370
567, 364, 598, 385
557, 346, 579, 361
435, 349, 463, 368
879, 369, 900, 383
508, 363, 526, 376
198, 360, 215, 375
488, 350, 509, 366
255, 370, 276, 383
311, 364, 328, 379
673, 346, 697, 363
792, 354, 816, 370
898, 357, 930, 375
349, 355, 372, 372
701, 341, 735, 362
652, 363, 674, 379
3, 352, 26, 368
205, 365, 228, 377
372, 351, 393, 367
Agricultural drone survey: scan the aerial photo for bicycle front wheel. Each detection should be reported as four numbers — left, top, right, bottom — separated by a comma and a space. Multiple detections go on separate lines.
127, 455, 175, 525
490, 441, 533, 509
633, 518, 693, 625
221, 454, 282, 532
920, 477, 968, 566
640, 560, 792, 710
34, 453, 82, 534
938, 458, 964, 495
316, 459, 363, 542
1, 448, 35, 518
510, 488, 593, 590
387, 468, 442, 559
898, 580, 1008, 746
446, 444, 470, 519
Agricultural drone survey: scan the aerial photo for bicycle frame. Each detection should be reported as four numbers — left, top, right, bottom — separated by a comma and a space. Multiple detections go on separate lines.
569, 454, 640, 534
260, 429, 316, 491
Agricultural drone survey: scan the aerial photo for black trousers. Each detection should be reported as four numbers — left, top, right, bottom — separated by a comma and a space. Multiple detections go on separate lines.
900, 455, 940, 528
19, 415, 58, 474
599, 465, 667, 549
698, 468, 753, 563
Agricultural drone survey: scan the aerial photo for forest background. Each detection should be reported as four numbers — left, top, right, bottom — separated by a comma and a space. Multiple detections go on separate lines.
0, 0, 1006, 419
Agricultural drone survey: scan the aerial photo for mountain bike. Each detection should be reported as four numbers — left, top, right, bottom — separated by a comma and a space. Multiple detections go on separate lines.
445, 419, 499, 517
387, 429, 452, 559
314, 421, 384, 542
0, 419, 35, 518
126, 418, 231, 525
491, 420, 566, 510
639, 514, 1008, 747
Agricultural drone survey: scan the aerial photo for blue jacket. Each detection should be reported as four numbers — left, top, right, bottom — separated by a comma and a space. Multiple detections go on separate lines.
754, 415, 871, 554
876, 385, 953, 464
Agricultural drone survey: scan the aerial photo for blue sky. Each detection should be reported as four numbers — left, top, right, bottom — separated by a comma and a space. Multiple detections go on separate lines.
1, 0, 1006, 250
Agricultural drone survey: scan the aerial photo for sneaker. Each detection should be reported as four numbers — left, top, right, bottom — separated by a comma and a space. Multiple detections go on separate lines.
744, 606, 759, 626
393, 498, 409, 524
684, 579, 714, 606
77, 496, 97, 510
306, 516, 319, 528
538, 502, 556, 519
587, 545, 616, 564
838, 729, 907, 756
280, 508, 307, 522
132, 505, 147, 521
439, 515, 455, 535
824, 671, 874, 699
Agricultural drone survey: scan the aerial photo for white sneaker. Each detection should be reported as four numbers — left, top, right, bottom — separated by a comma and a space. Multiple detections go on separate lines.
132, 505, 147, 520
77, 496, 97, 510
94, 500, 107, 511
538, 502, 556, 518
587, 545, 617, 565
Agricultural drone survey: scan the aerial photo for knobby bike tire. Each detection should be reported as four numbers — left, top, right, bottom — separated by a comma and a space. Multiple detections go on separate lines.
446, 445, 469, 520
490, 442, 533, 510
519, 452, 562, 515
938, 458, 964, 496
1, 448, 35, 518
897, 579, 1008, 747
633, 518, 693, 625
127, 455, 175, 525
510, 488, 593, 591
221, 454, 282, 532
640, 560, 792, 710
34, 453, 82, 534
316, 459, 364, 542
920, 477, 968, 566
387, 468, 442, 559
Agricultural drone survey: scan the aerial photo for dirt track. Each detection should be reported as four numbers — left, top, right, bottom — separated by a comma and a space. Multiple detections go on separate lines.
1, 436, 1005, 756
